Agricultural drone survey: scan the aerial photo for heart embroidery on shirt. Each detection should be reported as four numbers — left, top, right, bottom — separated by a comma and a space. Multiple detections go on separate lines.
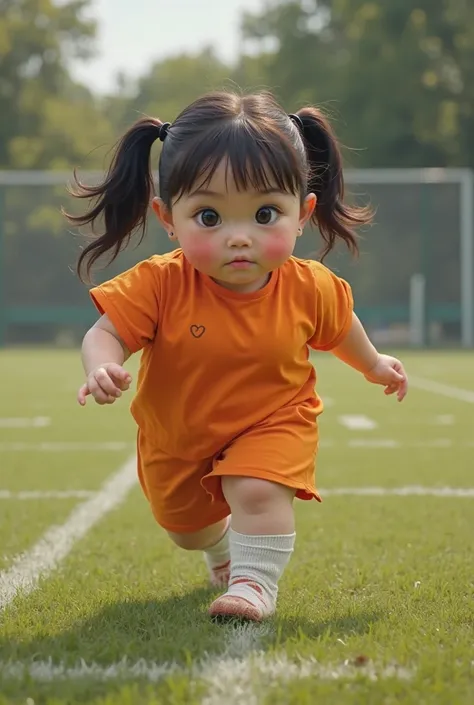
190, 325, 206, 338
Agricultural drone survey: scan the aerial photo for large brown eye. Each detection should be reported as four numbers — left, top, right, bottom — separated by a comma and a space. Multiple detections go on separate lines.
197, 209, 220, 227
256, 206, 278, 225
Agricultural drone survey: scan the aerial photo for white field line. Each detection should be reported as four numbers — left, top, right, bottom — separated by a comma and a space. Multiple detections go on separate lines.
200, 655, 412, 704
0, 604, 415, 699
0, 644, 413, 697
347, 439, 398, 448
338, 415, 377, 430
434, 414, 455, 426
200, 625, 412, 704
0, 439, 467, 453
319, 486, 474, 498
0, 490, 96, 500
319, 439, 455, 449
0, 416, 50, 428
1, 485, 473, 501
0, 442, 134, 452
0, 457, 136, 611
409, 376, 474, 403
0, 655, 415, 688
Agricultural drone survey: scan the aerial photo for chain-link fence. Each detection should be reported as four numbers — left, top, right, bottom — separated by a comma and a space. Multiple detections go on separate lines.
0, 169, 472, 347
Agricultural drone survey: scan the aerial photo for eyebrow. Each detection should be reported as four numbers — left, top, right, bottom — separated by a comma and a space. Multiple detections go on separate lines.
188, 188, 288, 199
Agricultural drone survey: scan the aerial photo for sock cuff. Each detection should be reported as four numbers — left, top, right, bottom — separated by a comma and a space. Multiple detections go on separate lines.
229, 529, 296, 550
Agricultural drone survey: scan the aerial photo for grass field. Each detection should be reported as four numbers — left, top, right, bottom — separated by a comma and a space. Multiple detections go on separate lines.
0, 348, 473, 704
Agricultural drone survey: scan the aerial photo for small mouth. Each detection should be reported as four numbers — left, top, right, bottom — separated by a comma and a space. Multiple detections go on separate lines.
227, 259, 254, 269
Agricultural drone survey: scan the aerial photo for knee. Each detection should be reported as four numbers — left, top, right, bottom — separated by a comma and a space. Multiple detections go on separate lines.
222, 477, 294, 516
168, 532, 205, 550
167, 519, 227, 551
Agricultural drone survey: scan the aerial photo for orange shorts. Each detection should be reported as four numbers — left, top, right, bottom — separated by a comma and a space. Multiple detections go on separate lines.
136, 401, 321, 533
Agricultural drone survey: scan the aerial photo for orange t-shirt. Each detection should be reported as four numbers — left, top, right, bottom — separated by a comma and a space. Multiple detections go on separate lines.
90, 249, 353, 459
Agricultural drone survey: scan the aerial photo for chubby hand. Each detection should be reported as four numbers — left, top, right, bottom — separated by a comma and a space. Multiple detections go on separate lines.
364, 354, 408, 402
78, 363, 132, 406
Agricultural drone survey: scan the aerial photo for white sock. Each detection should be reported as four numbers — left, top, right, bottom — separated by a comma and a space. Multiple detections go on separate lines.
204, 518, 231, 585
226, 529, 295, 613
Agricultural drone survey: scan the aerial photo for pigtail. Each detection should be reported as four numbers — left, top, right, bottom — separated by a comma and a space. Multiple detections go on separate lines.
294, 107, 373, 260
64, 117, 164, 282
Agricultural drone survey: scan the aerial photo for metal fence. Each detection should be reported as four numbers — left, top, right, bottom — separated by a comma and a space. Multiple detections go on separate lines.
0, 168, 473, 347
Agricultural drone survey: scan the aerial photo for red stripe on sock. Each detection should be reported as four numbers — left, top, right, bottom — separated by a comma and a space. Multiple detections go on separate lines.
229, 578, 269, 608
230, 578, 263, 595
213, 560, 231, 572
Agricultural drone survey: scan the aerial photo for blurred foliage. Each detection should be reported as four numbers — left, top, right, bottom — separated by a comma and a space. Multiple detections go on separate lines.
3, 0, 473, 170
0, 0, 113, 170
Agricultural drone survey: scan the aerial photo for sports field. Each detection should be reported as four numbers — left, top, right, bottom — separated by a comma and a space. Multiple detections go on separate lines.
0, 349, 472, 704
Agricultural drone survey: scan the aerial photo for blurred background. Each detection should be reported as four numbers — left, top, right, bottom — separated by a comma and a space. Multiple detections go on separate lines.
1, 0, 473, 349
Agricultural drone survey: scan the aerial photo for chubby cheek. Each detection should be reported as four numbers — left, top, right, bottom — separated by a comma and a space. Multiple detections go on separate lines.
262, 234, 294, 264
181, 236, 220, 272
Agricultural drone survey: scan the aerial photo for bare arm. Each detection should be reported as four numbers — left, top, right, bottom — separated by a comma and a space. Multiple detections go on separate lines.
81, 314, 131, 374
78, 314, 133, 406
331, 312, 379, 374
331, 312, 408, 401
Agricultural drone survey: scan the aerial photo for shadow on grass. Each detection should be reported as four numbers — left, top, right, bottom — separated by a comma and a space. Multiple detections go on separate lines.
0, 586, 381, 703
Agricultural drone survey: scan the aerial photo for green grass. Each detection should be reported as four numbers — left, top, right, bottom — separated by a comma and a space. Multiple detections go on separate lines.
0, 349, 473, 704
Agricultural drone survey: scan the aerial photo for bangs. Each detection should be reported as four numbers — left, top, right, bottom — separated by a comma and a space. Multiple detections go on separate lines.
164, 120, 305, 202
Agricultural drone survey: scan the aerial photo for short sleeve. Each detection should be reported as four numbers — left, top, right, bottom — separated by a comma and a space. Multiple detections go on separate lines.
89, 258, 161, 353
307, 262, 354, 351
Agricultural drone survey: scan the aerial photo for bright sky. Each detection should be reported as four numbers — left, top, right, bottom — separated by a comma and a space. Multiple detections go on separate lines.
69, 0, 266, 94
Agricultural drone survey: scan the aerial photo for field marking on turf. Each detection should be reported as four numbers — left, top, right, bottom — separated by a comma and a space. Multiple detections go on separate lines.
434, 414, 455, 426
0, 442, 134, 452
347, 438, 398, 448
320, 486, 474, 497
1, 485, 473, 500
409, 376, 474, 403
0, 646, 413, 696
338, 415, 377, 430
0, 457, 136, 612
200, 655, 412, 703
1, 439, 463, 453
0, 490, 96, 500
319, 438, 455, 449
0, 656, 414, 689
200, 625, 412, 704
0, 416, 50, 428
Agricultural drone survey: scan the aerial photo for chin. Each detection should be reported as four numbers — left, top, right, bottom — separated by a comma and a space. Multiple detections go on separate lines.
226, 271, 264, 283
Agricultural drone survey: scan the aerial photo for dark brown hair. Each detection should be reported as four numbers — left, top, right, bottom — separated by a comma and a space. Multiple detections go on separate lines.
65, 91, 372, 281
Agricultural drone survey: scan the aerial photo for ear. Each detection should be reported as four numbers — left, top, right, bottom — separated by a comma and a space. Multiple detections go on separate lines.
152, 197, 177, 240
298, 193, 317, 234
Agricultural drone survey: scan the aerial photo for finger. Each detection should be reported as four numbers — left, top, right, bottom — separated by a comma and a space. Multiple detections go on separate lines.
393, 360, 407, 379
107, 364, 132, 384
389, 368, 405, 382
114, 378, 131, 392
89, 377, 114, 405
397, 376, 408, 402
95, 367, 122, 397
384, 385, 397, 395
77, 384, 90, 406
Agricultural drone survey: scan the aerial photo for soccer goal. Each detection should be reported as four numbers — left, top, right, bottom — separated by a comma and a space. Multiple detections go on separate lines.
0, 168, 473, 347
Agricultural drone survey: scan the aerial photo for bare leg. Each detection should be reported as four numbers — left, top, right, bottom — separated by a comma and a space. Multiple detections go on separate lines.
208, 477, 296, 621
168, 517, 231, 587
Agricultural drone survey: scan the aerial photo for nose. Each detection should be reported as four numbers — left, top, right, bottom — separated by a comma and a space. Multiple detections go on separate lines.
226, 227, 252, 248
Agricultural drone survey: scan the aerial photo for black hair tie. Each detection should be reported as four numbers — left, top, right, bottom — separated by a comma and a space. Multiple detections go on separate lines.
288, 113, 304, 132
158, 122, 171, 142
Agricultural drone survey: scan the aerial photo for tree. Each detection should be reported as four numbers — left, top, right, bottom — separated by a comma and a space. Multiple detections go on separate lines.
119, 48, 233, 127
0, 0, 113, 169
240, 0, 474, 167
